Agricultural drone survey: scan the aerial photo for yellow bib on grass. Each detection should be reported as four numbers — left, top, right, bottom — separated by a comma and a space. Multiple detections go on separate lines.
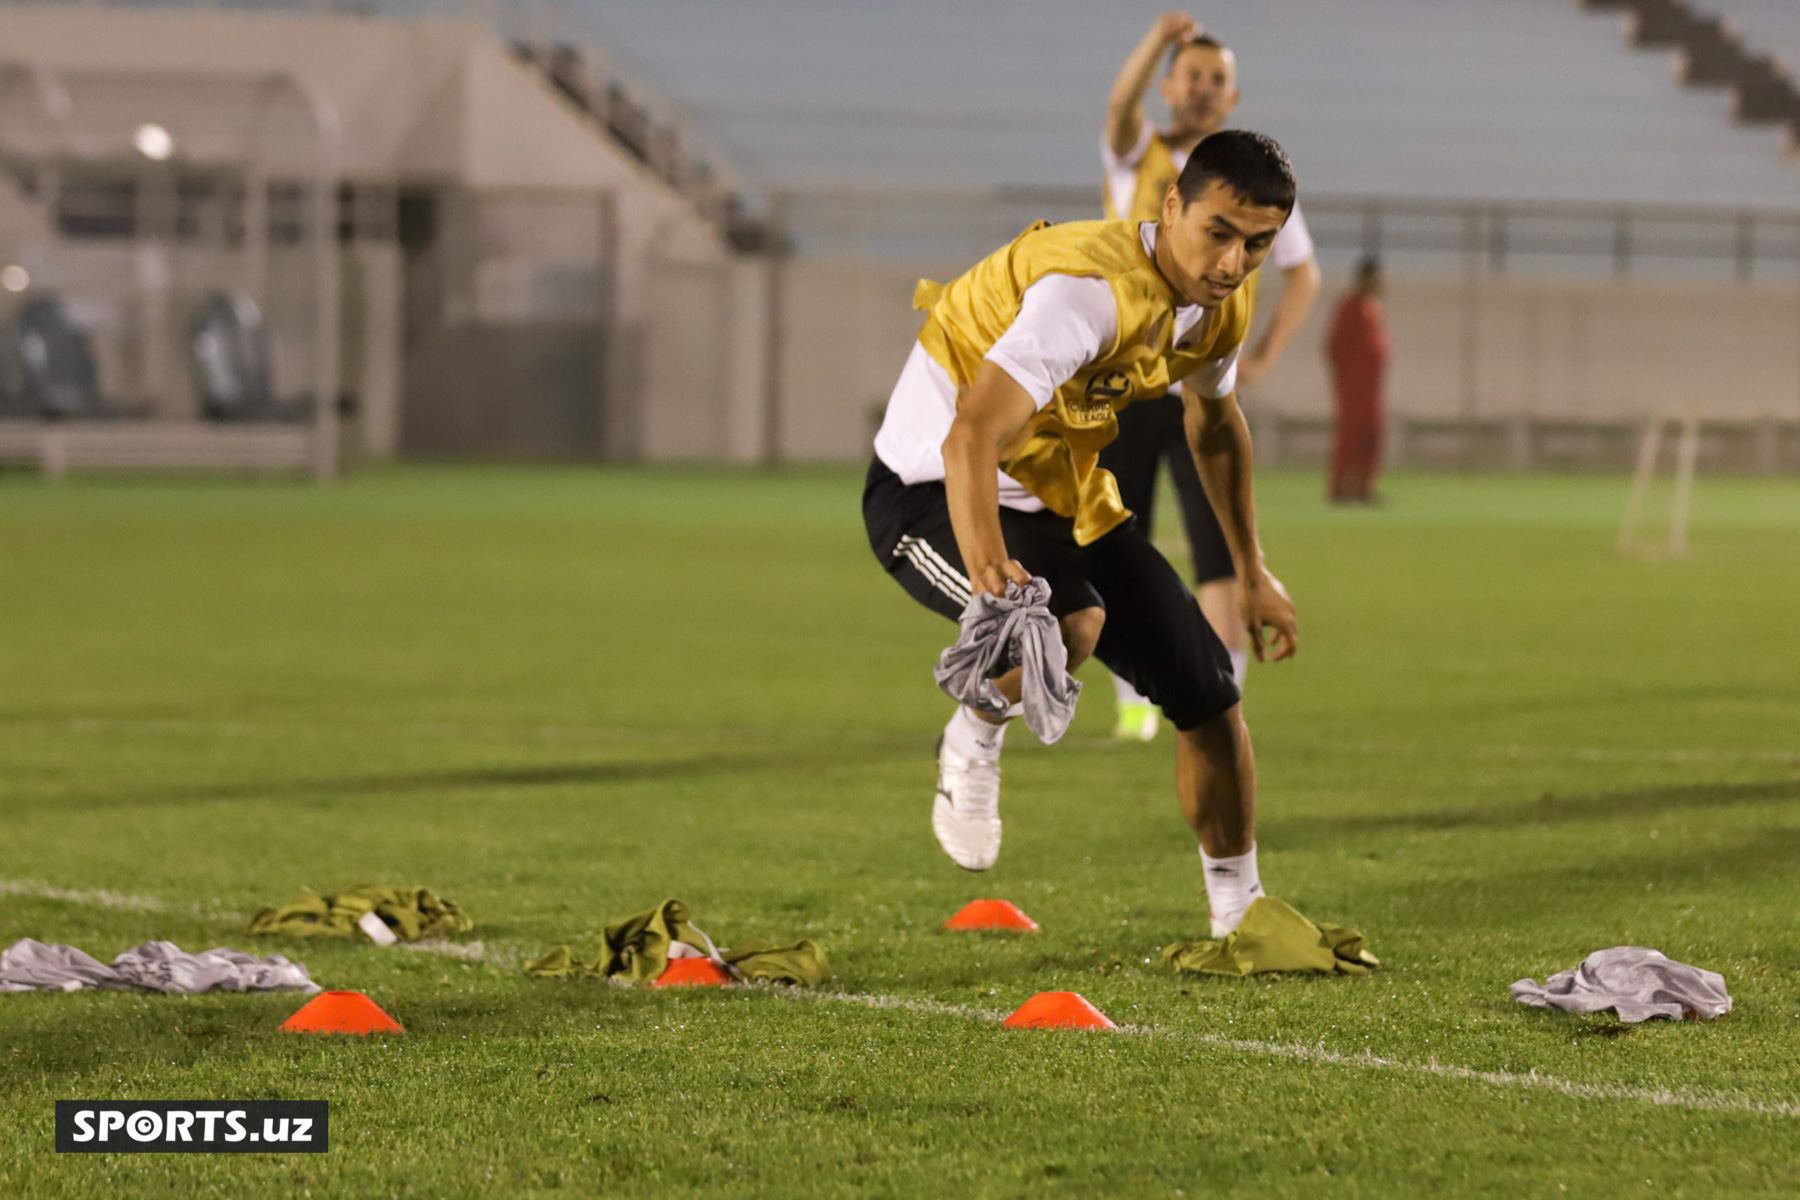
914, 218, 1256, 544
1163, 896, 1379, 977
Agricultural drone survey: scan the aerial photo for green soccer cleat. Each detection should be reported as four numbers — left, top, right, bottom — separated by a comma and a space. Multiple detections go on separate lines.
1112, 700, 1160, 741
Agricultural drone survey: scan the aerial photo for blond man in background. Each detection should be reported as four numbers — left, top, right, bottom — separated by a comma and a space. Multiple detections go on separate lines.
1100, 12, 1321, 739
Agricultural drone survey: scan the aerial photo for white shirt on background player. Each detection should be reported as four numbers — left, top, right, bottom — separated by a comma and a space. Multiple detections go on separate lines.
1102, 119, 1316, 272
873, 223, 1238, 514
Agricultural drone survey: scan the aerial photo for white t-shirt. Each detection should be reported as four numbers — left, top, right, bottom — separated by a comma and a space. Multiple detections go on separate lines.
1102, 119, 1315, 271
872, 222, 1239, 513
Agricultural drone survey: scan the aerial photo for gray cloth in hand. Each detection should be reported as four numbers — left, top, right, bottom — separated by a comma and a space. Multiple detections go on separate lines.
933, 576, 1081, 743
0, 938, 319, 995
1510, 946, 1730, 1023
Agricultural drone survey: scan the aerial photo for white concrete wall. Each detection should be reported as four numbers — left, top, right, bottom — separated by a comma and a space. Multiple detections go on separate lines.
773, 258, 944, 461
660, 261, 1800, 464
641, 256, 768, 461
642, 257, 732, 460
1254, 273, 1800, 424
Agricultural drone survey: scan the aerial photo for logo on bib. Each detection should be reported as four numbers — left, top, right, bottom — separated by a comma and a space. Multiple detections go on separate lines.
1070, 370, 1131, 422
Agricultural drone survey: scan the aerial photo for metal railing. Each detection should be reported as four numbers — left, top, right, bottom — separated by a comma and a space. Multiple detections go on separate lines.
741, 186, 1800, 467
775, 186, 1800, 282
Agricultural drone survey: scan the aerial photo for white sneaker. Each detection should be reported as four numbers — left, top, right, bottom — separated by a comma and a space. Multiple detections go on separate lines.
932, 736, 1002, 871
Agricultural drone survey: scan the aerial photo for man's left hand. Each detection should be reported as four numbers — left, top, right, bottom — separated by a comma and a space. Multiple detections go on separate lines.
1241, 568, 1299, 662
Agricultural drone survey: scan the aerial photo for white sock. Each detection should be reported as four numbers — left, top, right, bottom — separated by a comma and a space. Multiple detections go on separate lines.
1112, 672, 1149, 706
1229, 649, 1249, 693
1201, 843, 1264, 936
943, 704, 1008, 759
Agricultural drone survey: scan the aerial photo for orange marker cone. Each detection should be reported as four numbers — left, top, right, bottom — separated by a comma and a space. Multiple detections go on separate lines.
280, 990, 405, 1035
942, 899, 1040, 932
1002, 991, 1116, 1030
651, 958, 734, 988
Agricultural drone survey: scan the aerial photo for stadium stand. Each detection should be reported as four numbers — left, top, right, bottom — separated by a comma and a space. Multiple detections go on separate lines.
1585, 0, 1800, 150
600, 0, 1800, 469
507, 38, 747, 235
0, 0, 1791, 473
580, 0, 1799, 204
1693, 0, 1800, 72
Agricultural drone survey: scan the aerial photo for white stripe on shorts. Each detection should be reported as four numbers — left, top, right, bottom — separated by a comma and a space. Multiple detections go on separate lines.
909, 536, 973, 599
894, 535, 971, 606
896, 538, 970, 606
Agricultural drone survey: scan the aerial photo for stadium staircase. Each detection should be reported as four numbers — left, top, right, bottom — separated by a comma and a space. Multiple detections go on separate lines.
507, 40, 772, 251
1581, 0, 1800, 154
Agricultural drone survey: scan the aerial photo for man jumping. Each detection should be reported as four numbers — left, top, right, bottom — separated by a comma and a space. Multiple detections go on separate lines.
1100, 13, 1322, 740
863, 131, 1299, 936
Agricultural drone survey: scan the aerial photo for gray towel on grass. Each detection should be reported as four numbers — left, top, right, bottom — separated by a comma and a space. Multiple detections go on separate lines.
0, 938, 319, 995
1510, 946, 1730, 1023
934, 576, 1081, 743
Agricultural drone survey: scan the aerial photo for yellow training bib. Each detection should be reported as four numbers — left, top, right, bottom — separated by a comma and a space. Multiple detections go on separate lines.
914, 219, 1256, 545
1103, 130, 1181, 225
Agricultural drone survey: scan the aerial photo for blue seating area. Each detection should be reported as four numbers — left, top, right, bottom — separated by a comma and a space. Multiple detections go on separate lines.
576, 0, 1799, 206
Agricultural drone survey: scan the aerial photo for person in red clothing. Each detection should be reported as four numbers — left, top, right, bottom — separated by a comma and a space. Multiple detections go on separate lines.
1326, 256, 1390, 503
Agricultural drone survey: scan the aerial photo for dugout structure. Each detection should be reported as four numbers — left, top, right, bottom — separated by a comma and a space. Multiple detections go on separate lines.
0, 61, 341, 477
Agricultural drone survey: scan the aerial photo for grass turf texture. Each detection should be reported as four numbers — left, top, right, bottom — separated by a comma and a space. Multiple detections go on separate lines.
2, 463, 1798, 1198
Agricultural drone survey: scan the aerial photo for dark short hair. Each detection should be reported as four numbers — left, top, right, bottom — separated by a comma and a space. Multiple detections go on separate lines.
1175, 130, 1295, 213
1167, 34, 1229, 74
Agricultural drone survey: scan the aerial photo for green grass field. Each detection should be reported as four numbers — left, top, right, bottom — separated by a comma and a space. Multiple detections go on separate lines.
2, 463, 1798, 1198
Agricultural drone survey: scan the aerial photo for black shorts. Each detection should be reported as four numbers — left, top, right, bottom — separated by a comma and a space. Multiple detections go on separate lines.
862, 456, 1239, 730
1098, 394, 1236, 584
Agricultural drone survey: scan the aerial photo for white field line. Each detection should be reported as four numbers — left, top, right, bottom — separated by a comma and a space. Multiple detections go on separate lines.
399, 938, 490, 962
11, 879, 1799, 1119
0, 879, 511, 976
0, 879, 170, 911
400, 939, 534, 972
1165, 1029, 1800, 1119
783, 988, 1800, 1120
0, 881, 507, 962
0, 879, 239, 924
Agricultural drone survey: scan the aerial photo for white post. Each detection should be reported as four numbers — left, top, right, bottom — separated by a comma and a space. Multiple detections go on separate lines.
1669, 412, 1700, 557
40, 426, 66, 480
1619, 415, 1665, 553
310, 118, 341, 480
252, 75, 342, 480
243, 149, 268, 307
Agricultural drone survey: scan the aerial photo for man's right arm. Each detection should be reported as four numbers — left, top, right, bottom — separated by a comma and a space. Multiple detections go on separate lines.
1106, 11, 1198, 159
940, 274, 1118, 599
941, 362, 1038, 599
